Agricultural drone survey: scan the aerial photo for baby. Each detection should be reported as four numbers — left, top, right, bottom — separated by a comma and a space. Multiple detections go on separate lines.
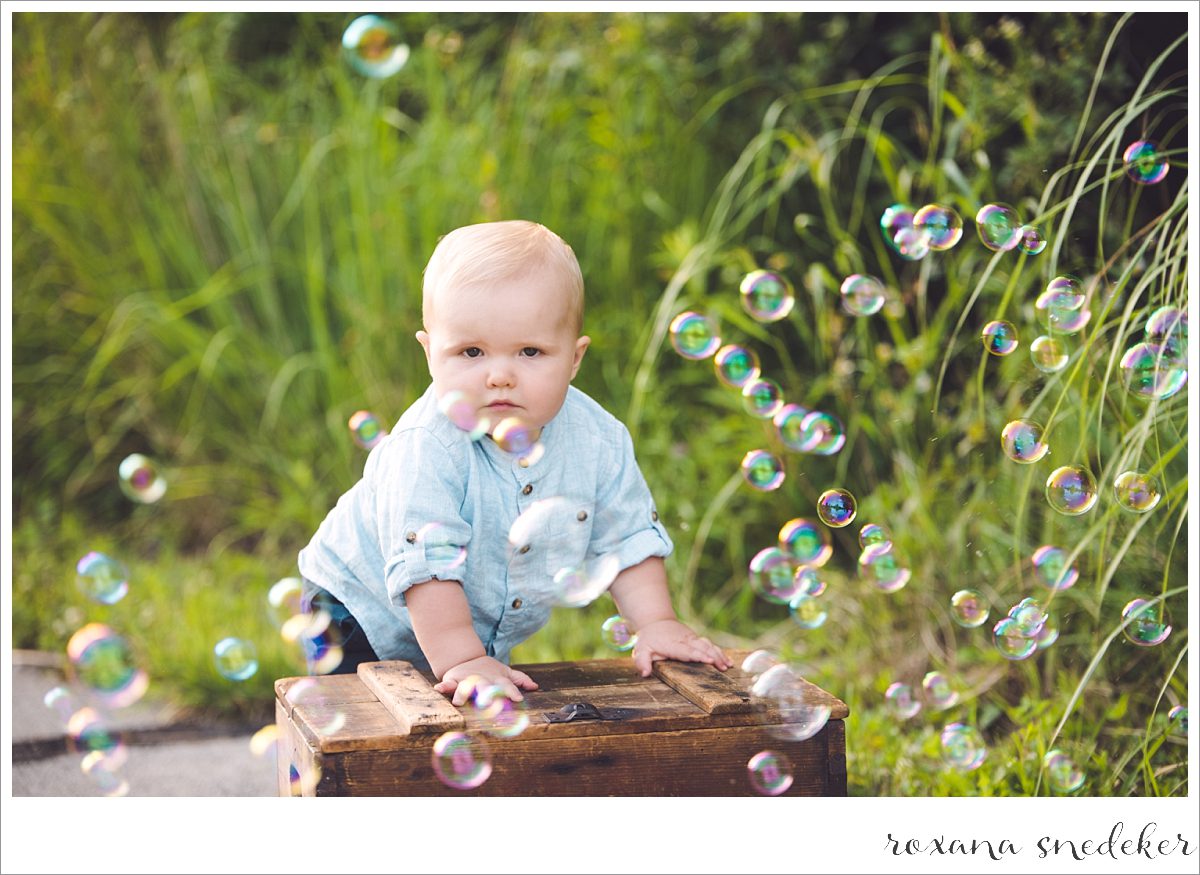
298, 220, 730, 704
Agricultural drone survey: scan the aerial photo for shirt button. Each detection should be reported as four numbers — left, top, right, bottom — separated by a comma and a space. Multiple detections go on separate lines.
511, 598, 523, 609
576, 510, 588, 522
405, 531, 417, 544
518, 544, 531, 555
651, 510, 659, 522
522, 484, 533, 495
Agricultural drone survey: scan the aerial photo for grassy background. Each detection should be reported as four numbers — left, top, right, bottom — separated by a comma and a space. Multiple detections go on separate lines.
10, 10, 1190, 795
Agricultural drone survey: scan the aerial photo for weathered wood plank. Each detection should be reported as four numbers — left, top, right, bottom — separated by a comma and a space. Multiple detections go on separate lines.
294, 700, 408, 753
652, 659, 752, 714
275, 700, 334, 796
357, 661, 465, 736
505, 658, 648, 689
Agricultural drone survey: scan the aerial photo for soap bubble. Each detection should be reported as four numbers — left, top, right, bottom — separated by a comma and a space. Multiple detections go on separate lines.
741, 449, 785, 491
859, 543, 910, 593
66, 707, 124, 758
793, 565, 827, 598
492, 417, 544, 465
739, 270, 795, 322
342, 14, 410, 79
417, 522, 468, 576
1031, 545, 1079, 591
741, 649, 780, 677
741, 378, 784, 418
975, 203, 1022, 251
80, 748, 130, 797
250, 724, 280, 759
1144, 306, 1187, 363
600, 615, 636, 652
893, 226, 931, 260
940, 723, 986, 771
438, 390, 490, 441
1008, 597, 1048, 637
884, 682, 922, 719
950, 589, 989, 628
551, 554, 620, 608
298, 611, 346, 676
921, 671, 959, 710
75, 552, 129, 605
1043, 750, 1085, 793
1045, 465, 1098, 515
1035, 276, 1091, 334
118, 453, 166, 504
880, 203, 915, 252
788, 593, 828, 630
816, 488, 856, 527
713, 344, 761, 388
839, 274, 886, 316
750, 664, 832, 742
347, 410, 386, 450
471, 684, 530, 739
1001, 419, 1049, 464
982, 320, 1019, 356
1121, 598, 1171, 647
1120, 342, 1187, 400
799, 410, 846, 455
748, 547, 799, 604
747, 750, 794, 796
1112, 470, 1162, 513
992, 616, 1037, 660
508, 496, 571, 551
1123, 139, 1169, 184
214, 637, 259, 681
669, 311, 721, 360
267, 577, 306, 627
1167, 705, 1188, 735
1035, 617, 1060, 650
913, 203, 963, 250
773, 403, 812, 451
67, 624, 148, 708
1018, 224, 1047, 254
858, 523, 892, 550
778, 518, 832, 568
1030, 335, 1070, 373
431, 731, 492, 790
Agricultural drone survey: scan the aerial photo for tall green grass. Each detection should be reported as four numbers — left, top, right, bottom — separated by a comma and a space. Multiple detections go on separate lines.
11, 11, 1188, 794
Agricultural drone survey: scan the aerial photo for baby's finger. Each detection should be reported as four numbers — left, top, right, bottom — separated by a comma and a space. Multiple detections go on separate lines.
434, 679, 456, 696
451, 681, 476, 707
509, 670, 539, 691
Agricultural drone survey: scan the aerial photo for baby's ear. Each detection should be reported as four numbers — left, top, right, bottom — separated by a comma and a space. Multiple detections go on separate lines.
570, 335, 591, 378
415, 330, 432, 363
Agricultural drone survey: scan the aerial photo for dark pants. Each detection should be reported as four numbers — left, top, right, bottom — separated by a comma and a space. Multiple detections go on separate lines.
300, 582, 380, 675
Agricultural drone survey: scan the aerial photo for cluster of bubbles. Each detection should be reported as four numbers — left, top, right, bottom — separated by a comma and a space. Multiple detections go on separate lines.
883, 671, 961, 720
268, 576, 346, 676
856, 523, 911, 593
348, 410, 387, 450
992, 597, 1058, 660
44, 686, 129, 796
880, 202, 1045, 262
341, 14, 410, 79
1120, 306, 1188, 401
747, 519, 832, 629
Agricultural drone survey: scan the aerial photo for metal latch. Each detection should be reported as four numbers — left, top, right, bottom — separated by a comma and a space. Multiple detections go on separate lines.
544, 701, 636, 723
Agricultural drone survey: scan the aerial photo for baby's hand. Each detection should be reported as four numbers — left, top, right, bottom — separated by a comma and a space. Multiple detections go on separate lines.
631, 619, 732, 677
434, 656, 539, 706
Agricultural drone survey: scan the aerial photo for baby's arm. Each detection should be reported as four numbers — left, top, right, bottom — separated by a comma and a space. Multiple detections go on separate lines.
608, 557, 732, 676
405, 579, 538, 704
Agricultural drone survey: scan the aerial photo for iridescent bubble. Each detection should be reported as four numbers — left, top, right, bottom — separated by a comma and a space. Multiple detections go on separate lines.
793, 565, 827, 598
297, 610, 346, 676
213, 637, 259, 681
1121, 598, 1171, 647
746, 750, 794, 796
884, 682, 922, 719
1018, 224, 1047, 254
118, 453, 166, 504
471, 684, 530, 739
1120, 342, 1187, 400
1167, 705, 1188, 735
859, 543, 911, 593
342, 14, 410, 79
66, 707, 124, 758
739, 270, 795, 322
741, 649, 780, 677
1045, 465, 1098, 515
1044, 750, 1085, 793
1035, 617, 1059, 650
1031, 545, 1079, 591
748, 547, 799, 605
750, 664, 832, 742
431, 731, 492, 790
1035, 276, 1091, 335
880, 203, 915, 252
492, 417, 544, 466
1144, 306, 1188, 363
713, 344, 762, 388
552, 554, 620, 609
75, 552, 129, 605
508, 496, 571, 552
43, 686, 79, 724
839, 274, 886, 316
788, 593, 828, 630
858, 523, 892, 550
741, 449, 785, 491
66, 624, 148, 708
799, 410, 846, 456
975, 203, 1022, 252
1123, 139, 1169, 184
417, 522, 468, 576
249, 724, 280, 758
347, 410, 386, 450
600, 615, 636, 652
741, 377, 784, 418
922, 671, 959, 710
438, 389, 490, 441
992, 616, 1037, 660
940, 723, 986, 771
1030, 335, 1070, 373
1000, 419, 1049, 464
816, 488, 856, 528
982, 320, 1019, 356
778, 518, 832, 568
1008, 597, 1047, 637
80, 748, 130, 797
950, 589, 989, 628
1113, 470, 1162, 513
893, 226, 931, 260
773, 403, 812, 452
267, 576, 305, 627
913, 203, 964, 251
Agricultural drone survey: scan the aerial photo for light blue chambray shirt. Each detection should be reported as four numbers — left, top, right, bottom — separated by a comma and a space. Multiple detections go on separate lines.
297, 384, 673, 669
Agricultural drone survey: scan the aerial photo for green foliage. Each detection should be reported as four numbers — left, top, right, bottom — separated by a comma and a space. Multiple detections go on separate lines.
11, 11, 1188, 795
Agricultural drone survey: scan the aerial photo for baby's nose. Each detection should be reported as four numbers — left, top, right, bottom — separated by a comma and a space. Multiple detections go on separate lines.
486, 365, 515, 388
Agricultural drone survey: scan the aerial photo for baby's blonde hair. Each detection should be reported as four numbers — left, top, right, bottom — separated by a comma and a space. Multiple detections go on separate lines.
422, 220, 585, 333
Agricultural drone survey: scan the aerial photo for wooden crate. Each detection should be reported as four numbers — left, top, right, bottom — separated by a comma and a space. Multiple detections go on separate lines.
274, 651, 848, 796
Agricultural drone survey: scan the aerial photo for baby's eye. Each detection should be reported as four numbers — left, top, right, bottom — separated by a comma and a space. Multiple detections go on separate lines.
520, 347, 542, 357
462, 347, 483, 358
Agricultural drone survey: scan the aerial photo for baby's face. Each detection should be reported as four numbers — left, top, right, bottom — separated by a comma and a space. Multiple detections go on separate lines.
417, 270, 589, 441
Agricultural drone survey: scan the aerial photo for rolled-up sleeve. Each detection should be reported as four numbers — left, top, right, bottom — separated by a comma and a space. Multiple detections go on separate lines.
587, 424, 673, 571
372, 428, 472, 607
